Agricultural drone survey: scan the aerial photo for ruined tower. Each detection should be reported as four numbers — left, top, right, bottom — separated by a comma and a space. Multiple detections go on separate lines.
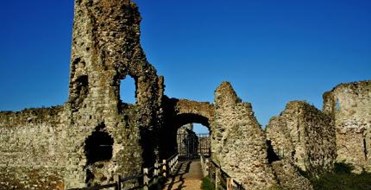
66, 0, 164, 187
0, 0, 165, 188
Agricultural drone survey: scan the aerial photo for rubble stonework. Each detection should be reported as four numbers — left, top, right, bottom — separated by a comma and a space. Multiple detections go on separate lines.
0, 0, 370, 189
0, 0, 164, 189
266, 101, 337, 176
323, 81, 371, 172
271, 160, 313, 190
158, 97, 214, 158
212, 82, 278, 189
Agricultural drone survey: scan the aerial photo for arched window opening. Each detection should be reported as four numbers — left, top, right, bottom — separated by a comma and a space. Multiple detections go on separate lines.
120, 75, 136, 105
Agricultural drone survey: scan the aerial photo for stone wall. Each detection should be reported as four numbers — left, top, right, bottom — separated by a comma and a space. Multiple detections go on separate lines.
65, 0, 163, 187
323, 80, 370, 172
266, 101, 336, 176
0, 107, 67, 189
159, 97, 213, 158
212, 82, 277, 189
1, 0, 370, 188
271, 160, 313, 190
0, 0, 164, 189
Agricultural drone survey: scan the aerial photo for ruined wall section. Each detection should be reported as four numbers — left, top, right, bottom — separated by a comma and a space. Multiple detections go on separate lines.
213, 82, 277, 190
323, 80, 370, 172
62, 0, 165, 187
68, 0, 163, 128
266, 101, 336, 176
0, 106, 67, 188
271, 160, 313, 190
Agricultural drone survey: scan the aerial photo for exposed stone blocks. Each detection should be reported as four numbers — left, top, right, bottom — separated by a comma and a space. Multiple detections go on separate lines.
0, 107, 67, 189
213, 82, 277, 189
266, 101, 336, 176
271, 160, 313, 190
323, 80, 371, 172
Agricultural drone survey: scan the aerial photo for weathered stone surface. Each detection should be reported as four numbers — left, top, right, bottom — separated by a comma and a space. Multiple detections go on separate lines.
174, 99, 215, 127
212, 82, 278, 189
159, 97, 213, 158
0, 0, 163, 189
0, 0, 370, 189
323, 80, 371, 173
271, 160, 313, 190
0, 167, 64, 190
266, 101, 336, 176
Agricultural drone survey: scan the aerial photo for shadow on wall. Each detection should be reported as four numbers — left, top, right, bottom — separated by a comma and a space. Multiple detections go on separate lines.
84, 123, 114, 185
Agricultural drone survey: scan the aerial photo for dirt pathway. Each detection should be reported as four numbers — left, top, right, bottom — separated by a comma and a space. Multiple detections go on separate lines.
162, 160, 203, 190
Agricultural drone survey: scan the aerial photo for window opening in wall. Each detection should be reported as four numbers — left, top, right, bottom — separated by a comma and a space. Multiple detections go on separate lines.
84, 124, 114, 186
120, 75, 136, 104
84, 125, 114, 165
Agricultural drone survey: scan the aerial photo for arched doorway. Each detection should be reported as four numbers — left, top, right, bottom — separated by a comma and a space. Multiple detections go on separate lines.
84, 123, 114, 186
160, 112, 211, 159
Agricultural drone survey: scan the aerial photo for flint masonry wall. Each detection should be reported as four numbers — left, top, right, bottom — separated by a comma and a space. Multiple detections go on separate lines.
212, 82, 277, 190
64, 0, 164, 187
1, 0, 370, 189
266, 101, 336, 176
323, 80, 371, 172
0, 0, 164, 189
0, 107, 67, 189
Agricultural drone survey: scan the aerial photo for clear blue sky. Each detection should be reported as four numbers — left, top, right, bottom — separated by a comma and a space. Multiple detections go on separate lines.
1, 1, 370, 133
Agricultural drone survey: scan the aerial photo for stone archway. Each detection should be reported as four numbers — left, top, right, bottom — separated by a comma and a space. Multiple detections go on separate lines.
159, 97, 214, 158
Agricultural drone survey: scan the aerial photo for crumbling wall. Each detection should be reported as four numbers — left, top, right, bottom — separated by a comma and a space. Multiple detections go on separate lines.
266, 101, 336, 176
271, 160, 313, 190
0, 0, 164, 189
323, 80, 371, 172
212, 82, 277, 189
0, 107, 67, 189
65, 0, 164, 187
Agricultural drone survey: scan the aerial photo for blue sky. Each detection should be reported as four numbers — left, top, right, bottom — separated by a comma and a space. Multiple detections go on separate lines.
1, 1, 370, 133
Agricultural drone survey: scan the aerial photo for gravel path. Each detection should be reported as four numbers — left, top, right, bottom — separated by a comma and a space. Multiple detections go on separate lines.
163, 160, 203, 190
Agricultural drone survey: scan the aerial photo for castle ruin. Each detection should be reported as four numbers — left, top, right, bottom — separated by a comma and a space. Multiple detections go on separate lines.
0, 0, 370, 189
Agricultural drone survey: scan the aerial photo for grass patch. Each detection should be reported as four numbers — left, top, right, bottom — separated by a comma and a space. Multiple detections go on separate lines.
309, 163, 371, 190
201, 177, 215, 190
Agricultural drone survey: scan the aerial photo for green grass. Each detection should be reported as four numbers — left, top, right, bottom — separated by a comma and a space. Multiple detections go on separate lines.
201, 177, 215, 190
309, 163, 371, 190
